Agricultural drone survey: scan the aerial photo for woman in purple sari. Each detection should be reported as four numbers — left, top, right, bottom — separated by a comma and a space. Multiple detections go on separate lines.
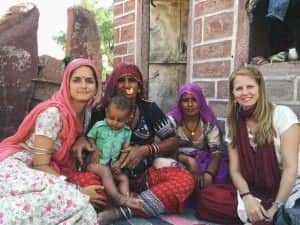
168, 83, 229, 189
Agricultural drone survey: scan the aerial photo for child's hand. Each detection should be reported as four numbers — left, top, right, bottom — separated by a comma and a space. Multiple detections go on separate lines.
111, 162, 121, 175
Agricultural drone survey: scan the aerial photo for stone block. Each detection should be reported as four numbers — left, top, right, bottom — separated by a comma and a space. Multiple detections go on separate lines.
0, 3, 39, 139
114, 43, 128, 55
114, 13, 135, 27
113, 3, 123, 16
265, 79, 294, 101
123, 55, 134, 64
297, 80, 300, 101
208, 100, 227, 118
30, 79, 60, 105
113, 56, 122, 66
114, 28, 120, 43
120, 24, 135, 42
234, 0, 249, 69
195, 0, 234, 17
66, 6, 102, 74
127, 42, 134, 54
193, 41, 231, 61
124, 0, 135, 12
204, 12, 233, 41
193, 60, 231, 78
38, 55, 64, 82
196, 81, 215, 98
217, 80, 229, 99
193, 18, 202, 44
256, 62, 300, 77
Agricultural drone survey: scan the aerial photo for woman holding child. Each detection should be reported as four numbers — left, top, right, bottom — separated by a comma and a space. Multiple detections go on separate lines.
168, 83, 229, 189
198, 66, 300, 225
74, 62, 195, 224
0, 58, 106, 224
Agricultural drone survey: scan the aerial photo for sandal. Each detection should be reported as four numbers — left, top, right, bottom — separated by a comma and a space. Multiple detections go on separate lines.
250, 56, 269, 65
269, 51, 288, 63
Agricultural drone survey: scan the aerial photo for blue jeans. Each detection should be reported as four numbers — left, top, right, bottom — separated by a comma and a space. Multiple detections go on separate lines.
267, 0, 290, 21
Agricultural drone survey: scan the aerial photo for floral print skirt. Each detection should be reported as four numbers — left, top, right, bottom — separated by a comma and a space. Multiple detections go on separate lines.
0, 152, 98, 225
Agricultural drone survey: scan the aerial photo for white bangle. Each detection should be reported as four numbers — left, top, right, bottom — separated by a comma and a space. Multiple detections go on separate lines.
272, 201, 284, 209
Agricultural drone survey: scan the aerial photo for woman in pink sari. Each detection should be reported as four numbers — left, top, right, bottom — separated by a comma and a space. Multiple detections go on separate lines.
0, 58, 106, 224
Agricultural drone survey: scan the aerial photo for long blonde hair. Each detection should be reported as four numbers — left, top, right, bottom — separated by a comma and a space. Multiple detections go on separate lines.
227, 66, 276, 147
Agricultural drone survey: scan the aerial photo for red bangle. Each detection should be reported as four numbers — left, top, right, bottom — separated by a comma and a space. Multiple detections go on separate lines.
240, 192, 251, 199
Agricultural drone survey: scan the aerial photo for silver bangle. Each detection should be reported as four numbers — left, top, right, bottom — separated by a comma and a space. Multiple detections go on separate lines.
272, 201, 284, 209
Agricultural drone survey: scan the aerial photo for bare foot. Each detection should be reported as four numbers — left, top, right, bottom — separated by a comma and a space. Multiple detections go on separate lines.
113, 194, 143, 209
123, 195, 144, 209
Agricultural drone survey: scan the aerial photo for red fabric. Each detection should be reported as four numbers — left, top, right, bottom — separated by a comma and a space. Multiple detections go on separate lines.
148, 166, 194, 213
237, 107, 280, 208
70, 171, 110, 207
0, 58, 99, 178
197, 184, 242, 225
70, 171, 103, 187
132, 166, 194, 217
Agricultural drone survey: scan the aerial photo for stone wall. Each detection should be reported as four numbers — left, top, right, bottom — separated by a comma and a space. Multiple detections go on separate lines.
0, 3, 39, 139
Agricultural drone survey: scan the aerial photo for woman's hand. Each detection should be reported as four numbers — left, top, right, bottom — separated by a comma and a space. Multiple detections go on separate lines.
264, 205, 278, 222
111, 161, 122, 175
72, 136, 96, 165
80, 185, 107, 206
243, 195, 268, 223
120, 145, 148, 169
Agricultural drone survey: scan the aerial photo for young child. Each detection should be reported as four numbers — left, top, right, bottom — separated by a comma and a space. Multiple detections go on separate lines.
86, 95, 142, 209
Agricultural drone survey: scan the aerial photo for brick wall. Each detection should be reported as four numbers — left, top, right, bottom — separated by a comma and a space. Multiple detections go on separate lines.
113, 0, 300, 119
188, 0, 249, 120
188, 0, 300, 120
113, 0, 136, 65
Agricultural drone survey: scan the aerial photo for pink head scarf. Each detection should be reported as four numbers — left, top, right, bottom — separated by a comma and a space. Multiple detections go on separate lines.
0, 58, 99, 178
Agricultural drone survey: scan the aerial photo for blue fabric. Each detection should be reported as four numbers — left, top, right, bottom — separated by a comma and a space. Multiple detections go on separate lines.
267, 0, 290, 21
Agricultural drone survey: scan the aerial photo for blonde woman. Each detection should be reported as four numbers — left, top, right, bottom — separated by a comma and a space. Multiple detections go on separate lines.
197, 66, 300, 225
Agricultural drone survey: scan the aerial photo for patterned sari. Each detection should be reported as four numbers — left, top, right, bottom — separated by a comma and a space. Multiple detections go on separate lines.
92, 62, 194, 217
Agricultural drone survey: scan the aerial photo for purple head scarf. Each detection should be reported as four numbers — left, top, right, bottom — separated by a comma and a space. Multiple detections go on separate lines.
168, 83, 218, 126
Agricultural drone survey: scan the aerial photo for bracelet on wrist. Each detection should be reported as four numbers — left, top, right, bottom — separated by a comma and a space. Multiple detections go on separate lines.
204, 170, 215, 177
240, 192, 251, 199
272, 201, 284, 209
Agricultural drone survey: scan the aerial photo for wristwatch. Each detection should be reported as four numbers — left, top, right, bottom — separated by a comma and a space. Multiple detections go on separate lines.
272, 201, 284, 209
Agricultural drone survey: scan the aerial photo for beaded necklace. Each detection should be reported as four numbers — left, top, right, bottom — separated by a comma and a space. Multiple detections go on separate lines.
183, 117, 200, 137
